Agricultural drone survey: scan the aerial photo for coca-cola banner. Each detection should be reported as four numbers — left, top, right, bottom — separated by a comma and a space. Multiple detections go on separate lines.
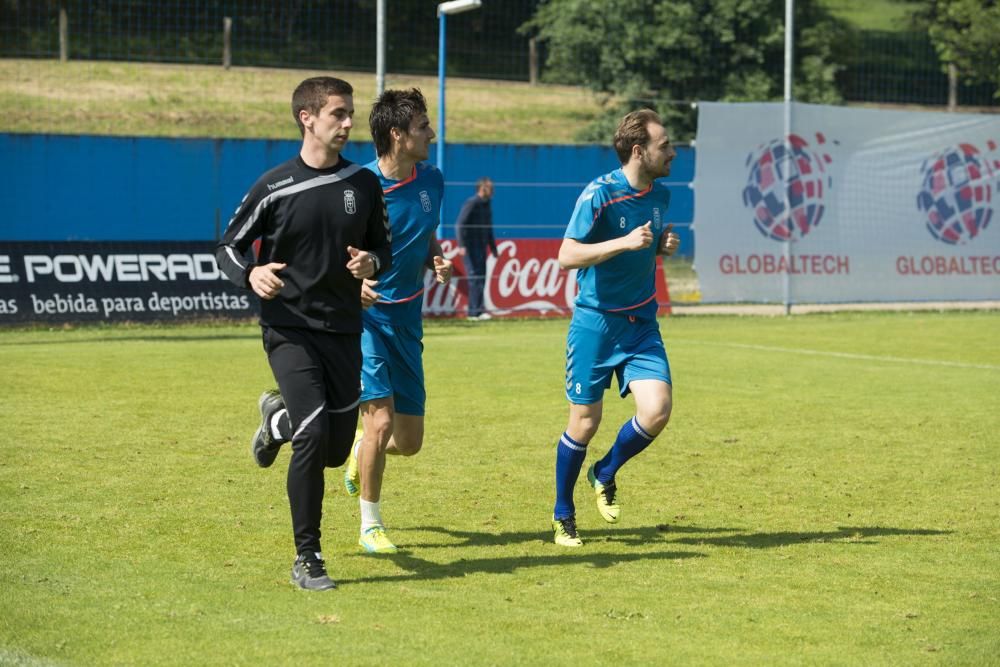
0, 241, 255, 324
424, 239, 672, 318
0, 239, 671, 324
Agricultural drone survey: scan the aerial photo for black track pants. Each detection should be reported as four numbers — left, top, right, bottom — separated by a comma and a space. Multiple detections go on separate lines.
263, 326, 361, 556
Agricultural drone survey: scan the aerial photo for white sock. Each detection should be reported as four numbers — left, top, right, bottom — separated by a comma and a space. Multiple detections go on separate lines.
269, 409, 287, 440
360, 499, 383, 533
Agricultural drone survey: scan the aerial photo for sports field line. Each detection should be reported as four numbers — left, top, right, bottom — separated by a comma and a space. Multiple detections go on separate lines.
672, 340, 1000, 371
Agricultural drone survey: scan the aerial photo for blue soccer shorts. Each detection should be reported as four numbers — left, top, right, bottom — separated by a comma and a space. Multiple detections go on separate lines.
564, 306, 671, 405
360, 319, 426, 416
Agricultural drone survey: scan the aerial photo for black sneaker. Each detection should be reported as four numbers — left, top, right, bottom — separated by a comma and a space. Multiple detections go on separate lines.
290, 552, 336, 591
251, 389, 285, 468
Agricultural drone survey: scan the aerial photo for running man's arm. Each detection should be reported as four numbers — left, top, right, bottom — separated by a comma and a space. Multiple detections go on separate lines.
427, 234, 453, 284
362, 185, 392, 277
360, 278, 380, 308
558, 222, 654, 270
656, 223, 680, 256
215, 181, 281, 295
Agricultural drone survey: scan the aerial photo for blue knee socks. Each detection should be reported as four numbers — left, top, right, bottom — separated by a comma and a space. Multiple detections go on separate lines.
553, 432, 587, 520
594, 416, 655, 485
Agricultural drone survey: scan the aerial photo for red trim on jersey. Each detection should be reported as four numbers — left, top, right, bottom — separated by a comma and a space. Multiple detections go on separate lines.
383, 166, 418, 193
377, 288, 425, 304
606, 293, 657, 312
592, 184, 652, 224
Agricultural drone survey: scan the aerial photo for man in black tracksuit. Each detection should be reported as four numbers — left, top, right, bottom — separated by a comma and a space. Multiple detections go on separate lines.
455, 177, 497, 319
215, 77, 391, 591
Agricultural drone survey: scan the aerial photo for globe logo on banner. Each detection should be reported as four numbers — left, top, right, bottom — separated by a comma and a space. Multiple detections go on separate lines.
916, 142, 999, 245
742, 133, 834, 242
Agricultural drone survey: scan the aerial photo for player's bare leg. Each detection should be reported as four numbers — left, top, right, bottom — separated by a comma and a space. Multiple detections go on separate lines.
566, 400, 602, 444
629, 379, 672, 436
385, 412, 424, 456
357, 398, 398, 553
553, 401, 603, 546
588, 380, 672, 523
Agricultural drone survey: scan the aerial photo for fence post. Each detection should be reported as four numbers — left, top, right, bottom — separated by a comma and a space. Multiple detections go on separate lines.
947, 63, 957, 111
59, 7, 69, 62
528, 37, 538, 85
223, 17, 232, 69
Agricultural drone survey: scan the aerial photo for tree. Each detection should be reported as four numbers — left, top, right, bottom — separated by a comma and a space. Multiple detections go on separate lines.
521, 0, 852, 141
915, 0, 1000, 102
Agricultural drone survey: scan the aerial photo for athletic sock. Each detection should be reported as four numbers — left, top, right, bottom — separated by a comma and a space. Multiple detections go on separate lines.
553, 432, 588, 520
360, 499, 383, 533
269, 408, 290, 442
594, 416, 656, 485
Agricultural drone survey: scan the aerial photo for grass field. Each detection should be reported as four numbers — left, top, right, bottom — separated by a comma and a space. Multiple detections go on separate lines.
2, 312, 999, 665
0, 58, 602, 143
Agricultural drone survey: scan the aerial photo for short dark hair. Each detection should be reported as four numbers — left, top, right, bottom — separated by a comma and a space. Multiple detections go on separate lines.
369, 88, 428, 157
291, 77, 354, 136
613, 108, 663, 164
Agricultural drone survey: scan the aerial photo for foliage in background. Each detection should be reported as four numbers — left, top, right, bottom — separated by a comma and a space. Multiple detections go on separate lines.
1, 0, 996, 129
915, 0, 1000, 97
521, 0, 853, 141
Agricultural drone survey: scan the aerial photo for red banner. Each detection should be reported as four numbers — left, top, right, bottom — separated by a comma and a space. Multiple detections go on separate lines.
424, 239, 671, 318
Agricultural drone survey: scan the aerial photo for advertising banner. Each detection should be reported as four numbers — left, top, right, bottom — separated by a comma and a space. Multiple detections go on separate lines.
694, 102, 1000, 303
425, 239, 672, 318
0, 239, 671, 325
0, 241, 255, 324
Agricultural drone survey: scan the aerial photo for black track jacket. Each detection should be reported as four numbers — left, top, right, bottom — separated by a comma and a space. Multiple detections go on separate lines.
216, 156, 391, 333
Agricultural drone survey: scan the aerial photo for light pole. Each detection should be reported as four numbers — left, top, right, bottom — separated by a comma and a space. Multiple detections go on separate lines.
376, 0, 386, 95
436, 0, 482, 180
782, 0, 794, 314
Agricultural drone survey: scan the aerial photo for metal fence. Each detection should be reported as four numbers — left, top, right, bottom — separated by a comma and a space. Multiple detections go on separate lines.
0, 1, 996, 108
844, 29, 996, 107
0, 1, 538, 80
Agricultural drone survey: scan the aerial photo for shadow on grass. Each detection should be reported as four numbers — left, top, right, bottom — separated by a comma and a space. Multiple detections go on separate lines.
337, 523, 953, 586
393, 524, 741, 549
382, 523, 950, 550
657, 524, 952, 549
341, 547, 704, 586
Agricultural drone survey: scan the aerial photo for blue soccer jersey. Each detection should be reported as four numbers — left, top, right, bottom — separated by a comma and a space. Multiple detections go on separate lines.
564, 168, 671, 320
363, 160, 444, 327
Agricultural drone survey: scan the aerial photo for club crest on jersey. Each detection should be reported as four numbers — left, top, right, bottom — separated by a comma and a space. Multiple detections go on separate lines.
419, 190, 432, 213
653, 207, 661, 229
344, 189, 357, 214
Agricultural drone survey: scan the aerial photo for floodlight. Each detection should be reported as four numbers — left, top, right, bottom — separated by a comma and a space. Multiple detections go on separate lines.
438, 0, 482, 16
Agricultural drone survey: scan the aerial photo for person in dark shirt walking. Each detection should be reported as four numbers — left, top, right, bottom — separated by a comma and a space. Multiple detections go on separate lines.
455, 177, 497, 320
215, 76, 391, 591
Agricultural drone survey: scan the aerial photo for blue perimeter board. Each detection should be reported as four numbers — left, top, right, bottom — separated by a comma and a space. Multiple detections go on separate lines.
0, 134, 695, 255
